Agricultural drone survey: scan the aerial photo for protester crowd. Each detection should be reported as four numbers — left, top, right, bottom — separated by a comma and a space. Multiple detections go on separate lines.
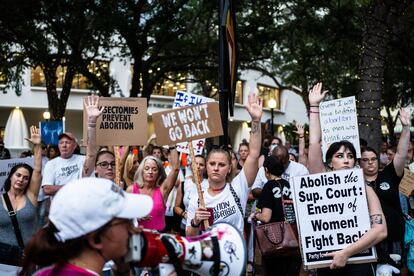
0, 89, 413, 276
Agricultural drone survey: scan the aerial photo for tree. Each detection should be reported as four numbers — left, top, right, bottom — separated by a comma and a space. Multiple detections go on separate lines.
0, 0, 114, 119
357, 0, 411, 150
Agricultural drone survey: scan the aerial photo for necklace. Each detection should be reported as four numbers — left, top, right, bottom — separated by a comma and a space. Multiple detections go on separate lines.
210, 185, 226, 192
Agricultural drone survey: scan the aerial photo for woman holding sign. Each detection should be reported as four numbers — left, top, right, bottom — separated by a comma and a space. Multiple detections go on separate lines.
307, 83, 387, 275
186, 93, 262, 236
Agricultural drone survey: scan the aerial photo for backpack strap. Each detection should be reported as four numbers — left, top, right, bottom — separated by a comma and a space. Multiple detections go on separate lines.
229, 184, 244, 217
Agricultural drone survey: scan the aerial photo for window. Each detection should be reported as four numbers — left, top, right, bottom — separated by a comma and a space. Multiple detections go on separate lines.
152, 73, 187, 96
0, 72, 6, 85
257, 84, 280, 109
235, 80, 243, 104
31, 60, 109, 90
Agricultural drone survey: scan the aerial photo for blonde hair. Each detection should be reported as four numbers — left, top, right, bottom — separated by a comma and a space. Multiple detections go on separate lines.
133, 156, 166, 188
123, 153, 137, 187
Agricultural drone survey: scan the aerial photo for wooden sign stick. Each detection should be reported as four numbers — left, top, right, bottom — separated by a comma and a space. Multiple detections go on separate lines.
188, 142, 209, 229
114, 146, 121, 186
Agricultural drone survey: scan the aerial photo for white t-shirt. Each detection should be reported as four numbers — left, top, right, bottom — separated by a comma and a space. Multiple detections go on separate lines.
186, 170, 248, 234
41, 155, 86, 187
251, 160, 309, 190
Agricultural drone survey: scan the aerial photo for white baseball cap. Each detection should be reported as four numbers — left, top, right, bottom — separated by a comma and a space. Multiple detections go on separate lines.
49, 177, 153, 242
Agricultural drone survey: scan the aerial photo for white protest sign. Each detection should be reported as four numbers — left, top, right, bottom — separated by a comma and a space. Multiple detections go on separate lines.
320, 96, 361, 161
290, 169, 376, 269
0, 157, 34, 190
173, 91, 213, 155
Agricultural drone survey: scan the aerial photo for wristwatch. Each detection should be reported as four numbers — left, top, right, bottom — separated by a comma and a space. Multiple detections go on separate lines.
191, 219, 201, 228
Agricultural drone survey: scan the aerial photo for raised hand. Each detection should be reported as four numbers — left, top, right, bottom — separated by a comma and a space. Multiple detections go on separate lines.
399, 108, 411, 127
308, 82, 328, 105
294, 123, 305, 136
245, 93, 263, 121
84, 95, 103, 120
25, 126, 41, 146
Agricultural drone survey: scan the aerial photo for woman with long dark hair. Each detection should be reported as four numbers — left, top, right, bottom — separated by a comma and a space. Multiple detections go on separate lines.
0, 126, 42, 273
307, 83, 387, 275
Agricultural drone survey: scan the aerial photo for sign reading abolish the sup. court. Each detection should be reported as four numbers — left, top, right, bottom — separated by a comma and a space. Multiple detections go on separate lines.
173, 91, 213, 155
290, 169, 376, 269
320, 96, 361, 161
82, 98, 147, 146
152, 102, 223, 146
0, 157, 34, 190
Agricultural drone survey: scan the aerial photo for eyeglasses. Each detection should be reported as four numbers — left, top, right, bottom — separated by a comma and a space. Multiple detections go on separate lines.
361, 157, 378, 163
97, 161, 116, 169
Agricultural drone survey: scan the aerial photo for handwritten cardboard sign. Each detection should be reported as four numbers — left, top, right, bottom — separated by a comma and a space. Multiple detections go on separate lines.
290, 169, 376, 269
83, 97, 147, 146
0, 157, 34, 190
152, 102, 223, 145
399, 169, 414, 197
319, 96, 361, 161
173, 91, 213, 155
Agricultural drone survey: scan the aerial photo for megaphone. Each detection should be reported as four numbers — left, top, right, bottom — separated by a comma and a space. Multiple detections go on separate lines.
126, 222, 246, 276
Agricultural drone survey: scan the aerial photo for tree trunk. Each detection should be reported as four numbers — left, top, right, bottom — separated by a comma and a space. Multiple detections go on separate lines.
130, 62, 142, 98
357, 1, 391, 152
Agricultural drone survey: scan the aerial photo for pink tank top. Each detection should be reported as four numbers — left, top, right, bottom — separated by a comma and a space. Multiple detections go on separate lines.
133, 184, 166, 231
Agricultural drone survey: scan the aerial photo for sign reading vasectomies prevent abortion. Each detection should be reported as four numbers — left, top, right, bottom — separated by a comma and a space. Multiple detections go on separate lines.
319, 96, 361, 161
290, 169, 376, 269
82, 98, 147, 146
152, 102, 223, 146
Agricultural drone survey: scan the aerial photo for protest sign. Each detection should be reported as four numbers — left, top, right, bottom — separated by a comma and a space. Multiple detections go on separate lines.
40, 121, 63, 146
83, 97, 147, 146
174, 91, 213, 155
290, 169, 376, 269
152, 102, 223, 145
319, 96, 361, 161
0, 157, 34, 190
399, 169, 414, 197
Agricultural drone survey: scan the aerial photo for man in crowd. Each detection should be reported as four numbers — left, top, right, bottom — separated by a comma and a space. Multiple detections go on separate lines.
42, 96, 100, 196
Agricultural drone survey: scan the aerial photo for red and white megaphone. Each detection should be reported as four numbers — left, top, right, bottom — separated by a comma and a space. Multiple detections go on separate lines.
126, 223, 246, 276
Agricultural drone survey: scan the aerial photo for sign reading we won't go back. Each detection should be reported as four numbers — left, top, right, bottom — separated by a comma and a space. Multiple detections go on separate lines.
152, 102, 223, 146
290, 169, 376, 269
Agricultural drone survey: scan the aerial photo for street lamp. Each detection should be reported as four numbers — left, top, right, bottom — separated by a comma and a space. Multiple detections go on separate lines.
43, 111, 51, 121
268, 98, 277, 136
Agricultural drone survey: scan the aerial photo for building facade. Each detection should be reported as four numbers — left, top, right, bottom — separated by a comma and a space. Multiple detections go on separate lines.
0, 58, 309, 156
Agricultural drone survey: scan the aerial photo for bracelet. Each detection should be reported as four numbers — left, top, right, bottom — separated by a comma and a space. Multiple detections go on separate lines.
309, 111, 320, 114
299, 135, 304, 138
309, 105, 319, 108
181, 211, 187, 218
191, 219, 201, 228
88, 123, 96, 127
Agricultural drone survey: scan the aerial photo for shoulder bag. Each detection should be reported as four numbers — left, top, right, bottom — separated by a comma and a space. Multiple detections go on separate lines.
0, 193, 25, 266
254, 180, 299, 257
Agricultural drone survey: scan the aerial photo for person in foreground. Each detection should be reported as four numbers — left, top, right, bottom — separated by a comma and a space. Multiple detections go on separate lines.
19, 177, 153, 276
186, 93, 262, 236
308, 82, 387, 275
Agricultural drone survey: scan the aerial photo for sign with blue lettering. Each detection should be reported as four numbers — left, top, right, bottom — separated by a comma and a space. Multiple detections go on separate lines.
290, 169, 376, 269
173, 91, 213, 155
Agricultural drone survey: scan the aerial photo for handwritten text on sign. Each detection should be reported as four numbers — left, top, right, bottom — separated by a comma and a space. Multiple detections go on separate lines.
319, 96, 361, 161
82, 98, 147, 146
152, 102, 223, 145
174, 91, 212, 155
291, 169, 376, 268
